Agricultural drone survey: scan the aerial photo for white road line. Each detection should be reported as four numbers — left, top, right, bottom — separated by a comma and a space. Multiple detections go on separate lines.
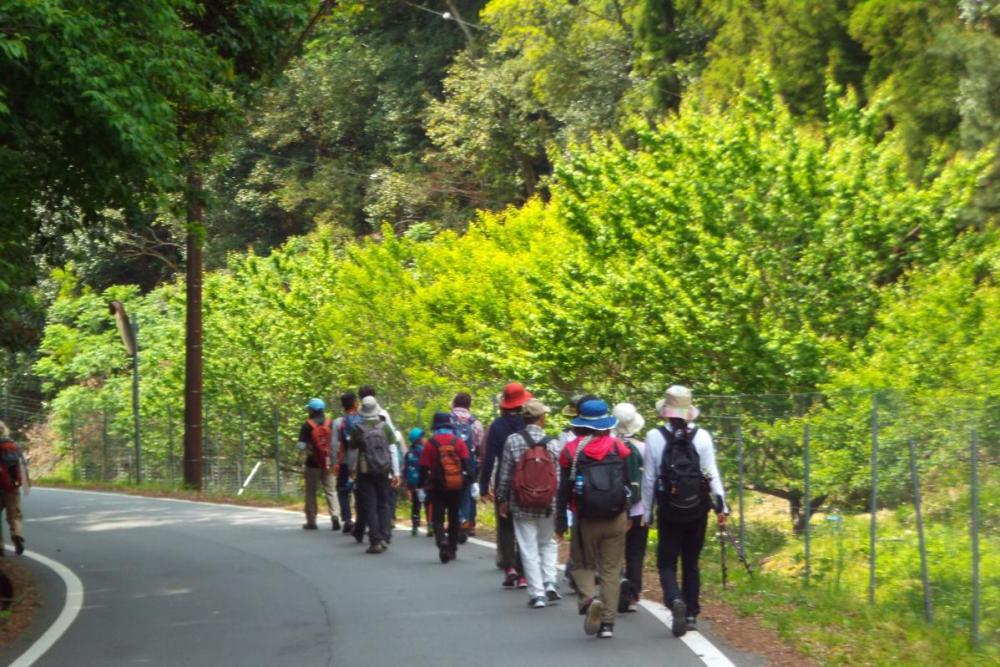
7, 548, 85, 667
39, 489, 738, 666
393, 523, 735, 667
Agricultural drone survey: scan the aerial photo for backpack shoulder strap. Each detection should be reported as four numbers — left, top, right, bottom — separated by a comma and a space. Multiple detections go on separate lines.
569, 436, 592, 482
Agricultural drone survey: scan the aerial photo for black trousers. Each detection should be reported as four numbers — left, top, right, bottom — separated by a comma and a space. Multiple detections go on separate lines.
410, 489, 428, 527
356, 474, 391, 546
336, 465, 352, 523
625, 518, 650, 601
430, 490, 463, 552
657, 512, 708, 617
496, 502, 523, 574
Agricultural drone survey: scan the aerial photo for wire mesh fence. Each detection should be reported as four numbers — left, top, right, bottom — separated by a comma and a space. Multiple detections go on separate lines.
3, 384, 996, 649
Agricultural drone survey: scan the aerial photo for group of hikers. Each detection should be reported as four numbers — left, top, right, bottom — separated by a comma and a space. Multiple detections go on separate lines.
297, 382, 728, 640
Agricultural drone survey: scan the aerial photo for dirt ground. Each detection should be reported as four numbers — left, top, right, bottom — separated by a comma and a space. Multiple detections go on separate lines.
0, 556, 40, 647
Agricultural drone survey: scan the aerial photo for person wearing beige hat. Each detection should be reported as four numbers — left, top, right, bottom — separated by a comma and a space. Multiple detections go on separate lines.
613, 402, 647, 612
495, 398, 563, 608
641, 385, 728, 637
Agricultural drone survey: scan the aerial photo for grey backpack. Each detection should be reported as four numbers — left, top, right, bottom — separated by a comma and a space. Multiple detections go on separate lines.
360, 422, 393, 475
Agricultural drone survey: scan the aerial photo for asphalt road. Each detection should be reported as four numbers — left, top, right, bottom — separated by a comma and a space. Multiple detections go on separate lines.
1, 489, 755, 667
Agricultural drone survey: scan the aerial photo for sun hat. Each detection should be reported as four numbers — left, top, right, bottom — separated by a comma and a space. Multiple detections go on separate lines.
561, 394, 585, 417
306, 398, 326, 412
570, 399, 618, 431
523, 398, 551, 419
499, 382, 532, 410
431, 412, 454, 431
656, 385, 700, 421
359, 395, 380, 417
408, 427, 425, 443
612, 403, 645, 436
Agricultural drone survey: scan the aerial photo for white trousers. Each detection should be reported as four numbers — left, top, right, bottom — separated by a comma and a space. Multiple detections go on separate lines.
513, 513, 558, 599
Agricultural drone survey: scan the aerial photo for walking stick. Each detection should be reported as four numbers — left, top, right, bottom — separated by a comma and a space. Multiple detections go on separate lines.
719, 527, 728, 591
721, 523, 754, 578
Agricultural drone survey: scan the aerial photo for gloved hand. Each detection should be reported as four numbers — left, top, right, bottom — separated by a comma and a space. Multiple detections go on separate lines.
470, 482, 480, 499
417, 489, 427, 503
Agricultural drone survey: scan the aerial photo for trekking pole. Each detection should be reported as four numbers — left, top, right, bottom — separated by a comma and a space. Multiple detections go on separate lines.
722, 523, 754, 578
719, 528, 728, 591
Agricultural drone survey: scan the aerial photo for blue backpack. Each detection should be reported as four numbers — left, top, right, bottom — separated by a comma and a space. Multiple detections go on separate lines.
404, 444, 423, 488
451, 415, 478, 470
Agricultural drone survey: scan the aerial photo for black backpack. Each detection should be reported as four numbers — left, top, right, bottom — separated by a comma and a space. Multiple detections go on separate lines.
656, 426, 710, 522
571, 439, 627, 520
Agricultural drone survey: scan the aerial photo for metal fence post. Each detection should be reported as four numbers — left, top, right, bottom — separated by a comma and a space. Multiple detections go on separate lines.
70, 410, 78, 482
131, 317, 142, 484
238, 406, 246, 489
869, 392, 879, 605
908, 438, 933, 623
167, 405, 175, 489
203, 404, 211, 491
102, 408, 109, 482
971, 430, 981, 649
737, 417, 745, 548
274, 407, 282, 496
803, 422, 811, 588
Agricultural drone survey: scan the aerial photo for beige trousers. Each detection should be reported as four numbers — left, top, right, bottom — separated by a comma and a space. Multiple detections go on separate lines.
304, 467, 339, 525
571, 511, 628, 623
2, 490, 22, 541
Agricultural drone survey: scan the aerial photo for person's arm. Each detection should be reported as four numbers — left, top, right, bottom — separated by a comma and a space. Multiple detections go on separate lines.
555, 445, 572, 534
624, 441, 642, 507
478, 423, 497, 495
494, 435, 516, 504
297, 423, 311, 453
418, 440, 434, 488
698, 430, 728, 515
642, 430, 661, 524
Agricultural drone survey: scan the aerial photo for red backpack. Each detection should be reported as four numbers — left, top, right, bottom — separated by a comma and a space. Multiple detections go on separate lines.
430, 434, 464, 492
0, 439, 20, 492
308, 418, 334, 469
512, 430, 557, 512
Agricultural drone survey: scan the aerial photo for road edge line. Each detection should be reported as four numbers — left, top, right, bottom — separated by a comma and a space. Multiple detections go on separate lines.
7, 548, 84, 667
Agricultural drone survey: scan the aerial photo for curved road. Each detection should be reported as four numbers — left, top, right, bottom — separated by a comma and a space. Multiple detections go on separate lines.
1, 489, 758, 666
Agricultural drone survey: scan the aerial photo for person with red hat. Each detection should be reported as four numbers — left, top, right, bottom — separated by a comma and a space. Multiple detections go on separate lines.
479, 382, 530, 588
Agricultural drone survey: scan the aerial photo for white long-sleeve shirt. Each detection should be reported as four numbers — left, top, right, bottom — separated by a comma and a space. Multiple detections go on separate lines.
642, 422, 727, 524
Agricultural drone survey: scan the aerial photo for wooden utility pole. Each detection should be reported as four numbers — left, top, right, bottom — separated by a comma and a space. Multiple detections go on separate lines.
184, 173, 204, 490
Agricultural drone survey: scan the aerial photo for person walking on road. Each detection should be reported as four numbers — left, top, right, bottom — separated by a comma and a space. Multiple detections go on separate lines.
450, 392, 483, 539
556, 399, 638, 639
641, 385, 728, 637
334, 392, 362, 536
347, 396, 401, 554
404, 427, 429, 536
298, 399, 340, 531
479, 382, 530, 589
613, 402, 647, 612
420, 412, 472, 563
0, 421, 27, 555
495, 399, 562, 609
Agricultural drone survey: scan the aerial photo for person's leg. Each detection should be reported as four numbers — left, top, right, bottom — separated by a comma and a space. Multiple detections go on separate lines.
513, 516, 543, 600
374, 475, 391, 544
410, 489, 420, 528
358, 475, 380, 546
352, 479, 367, 541
573, 520, 599, 604
446, 491, 461, 552
431, 492, 447, 549
680, 514, 709, 618
658, 518, 684, 606
321, 469, 339, 527
303, 467, 318, 526
496, 503, 517, 570
537, 513, 559, 593
625, 518, 650, 602
597, 513, 627, 624
336, 466, 352, 524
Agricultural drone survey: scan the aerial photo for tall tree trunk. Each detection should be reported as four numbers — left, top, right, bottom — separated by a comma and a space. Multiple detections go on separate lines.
184, 172, 204, 490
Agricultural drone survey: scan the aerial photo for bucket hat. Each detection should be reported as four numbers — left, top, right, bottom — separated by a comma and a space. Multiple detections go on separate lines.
408, 427, 425, 443
359, 395, 380, 417
306, 398, 326, 412
431, 412, 454, 431
499, 382, 532, 410
570, 399, 618, 431
523, 398, 551, 419
612, 403, 645, 436
656, 385, 700, 421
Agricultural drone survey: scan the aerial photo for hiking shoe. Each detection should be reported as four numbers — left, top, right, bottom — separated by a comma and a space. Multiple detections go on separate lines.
458, 531, 468, 545
502, 569, 519, 589
302, 522, 318, 530
528, 596, 547, 609
516, 577, 528, 589
670, 599, 688, 637
439, 548, 451, 564
342, 520, 354, 534
544, 583, 562, 603
365, 544, 381, 554
584, 599, 604, 636
626, 601, 639, 613
13, 536, 24, 556
598, 623, 614, 639
426, 527, 435, 538
331, 518, 341, 531
686, 616, 697, 632
411, 526, 418, 536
